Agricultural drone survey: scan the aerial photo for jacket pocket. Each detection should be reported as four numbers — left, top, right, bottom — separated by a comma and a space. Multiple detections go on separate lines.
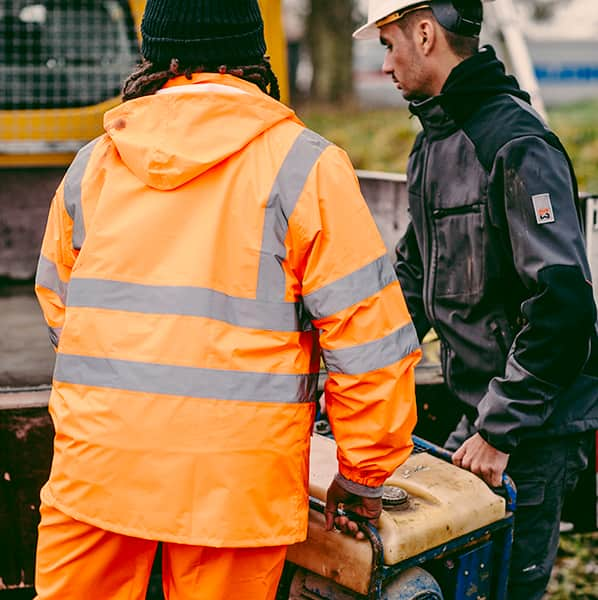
514, 479, 545, 507
433, 204, 484, 303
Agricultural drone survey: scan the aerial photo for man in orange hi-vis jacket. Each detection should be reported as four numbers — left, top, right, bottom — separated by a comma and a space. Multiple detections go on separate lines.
33, 1, 421, 598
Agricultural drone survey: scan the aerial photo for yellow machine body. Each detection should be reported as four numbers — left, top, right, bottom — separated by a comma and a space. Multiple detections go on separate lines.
286, 434, 506, 596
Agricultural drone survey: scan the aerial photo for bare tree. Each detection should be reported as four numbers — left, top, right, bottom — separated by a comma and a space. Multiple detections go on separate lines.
306, 0, 356, 103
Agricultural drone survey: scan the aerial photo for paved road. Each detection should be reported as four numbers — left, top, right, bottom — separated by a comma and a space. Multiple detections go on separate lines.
0, 284, 54, 388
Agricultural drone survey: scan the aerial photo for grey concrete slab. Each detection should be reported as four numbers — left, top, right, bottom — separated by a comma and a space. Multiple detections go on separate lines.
0, 287, 54, 387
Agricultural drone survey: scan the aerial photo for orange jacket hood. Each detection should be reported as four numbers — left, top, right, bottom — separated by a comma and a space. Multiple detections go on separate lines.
103, 73, 301, 190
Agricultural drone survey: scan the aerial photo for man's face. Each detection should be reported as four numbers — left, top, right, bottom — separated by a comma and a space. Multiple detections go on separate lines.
379, 22, 430, 101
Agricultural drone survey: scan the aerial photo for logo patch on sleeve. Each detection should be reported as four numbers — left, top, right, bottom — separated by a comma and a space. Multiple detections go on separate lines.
532, 193, 555, 224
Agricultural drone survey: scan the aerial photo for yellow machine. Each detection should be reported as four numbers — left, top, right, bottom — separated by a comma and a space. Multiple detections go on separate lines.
280, 433, 515, 600
0, 0, 289, 169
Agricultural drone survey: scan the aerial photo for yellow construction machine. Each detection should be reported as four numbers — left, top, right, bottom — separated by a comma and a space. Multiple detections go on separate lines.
0, 0, 288, 168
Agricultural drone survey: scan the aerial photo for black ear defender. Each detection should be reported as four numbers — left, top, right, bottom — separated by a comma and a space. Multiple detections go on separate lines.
430, 0, 483, 37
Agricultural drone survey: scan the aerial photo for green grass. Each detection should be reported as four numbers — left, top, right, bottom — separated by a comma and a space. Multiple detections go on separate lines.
299, 105, 416, 174
550, 100, 598, 193
299, 99, 598, 193
546, 531, 598, 599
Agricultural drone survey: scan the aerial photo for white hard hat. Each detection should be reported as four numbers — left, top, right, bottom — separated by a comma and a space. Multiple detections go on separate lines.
353, 0, 431, 39
353, 0, 493, 40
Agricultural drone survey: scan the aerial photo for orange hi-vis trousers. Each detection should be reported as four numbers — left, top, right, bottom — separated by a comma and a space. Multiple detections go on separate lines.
35, 503, 287, 600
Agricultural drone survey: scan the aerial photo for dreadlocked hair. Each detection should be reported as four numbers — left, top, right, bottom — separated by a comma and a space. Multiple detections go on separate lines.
122, 57, 280, 101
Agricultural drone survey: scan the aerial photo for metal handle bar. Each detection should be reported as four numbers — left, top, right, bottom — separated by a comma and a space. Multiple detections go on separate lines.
308, 497, 385, 599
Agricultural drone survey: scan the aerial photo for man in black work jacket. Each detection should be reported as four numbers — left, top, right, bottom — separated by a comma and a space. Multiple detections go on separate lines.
354, 1, 598, 598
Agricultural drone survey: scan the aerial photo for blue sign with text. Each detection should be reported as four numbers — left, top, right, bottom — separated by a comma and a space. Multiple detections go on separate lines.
535, 65, 598, 83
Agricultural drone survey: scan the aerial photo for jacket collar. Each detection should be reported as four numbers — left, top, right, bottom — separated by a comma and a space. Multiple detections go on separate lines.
409, 45, 531, 138
408, 97, 458, 139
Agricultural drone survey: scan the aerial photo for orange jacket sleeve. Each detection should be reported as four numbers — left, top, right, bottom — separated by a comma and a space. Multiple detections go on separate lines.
291, 143, 421, 489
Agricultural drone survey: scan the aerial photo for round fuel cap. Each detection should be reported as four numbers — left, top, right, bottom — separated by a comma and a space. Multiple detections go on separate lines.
382, 485, 409, 509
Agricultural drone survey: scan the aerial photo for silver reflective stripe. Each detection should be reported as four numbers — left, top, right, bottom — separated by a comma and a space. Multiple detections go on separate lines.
304, 255, 397, 320
49, 327, 62, 348
36, 255, 68, 304
63, 138, 100, 249
54, 353, 318, 403
256, 129, 330, 301
66, 278, 306, 332
322, 322, 420, 375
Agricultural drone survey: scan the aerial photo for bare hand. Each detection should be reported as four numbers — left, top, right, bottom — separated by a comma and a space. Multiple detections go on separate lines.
452, 433, 509, 488
325, 478, 382, 540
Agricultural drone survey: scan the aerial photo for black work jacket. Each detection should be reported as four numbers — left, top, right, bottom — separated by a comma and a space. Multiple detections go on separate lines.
395, 46, 598, 452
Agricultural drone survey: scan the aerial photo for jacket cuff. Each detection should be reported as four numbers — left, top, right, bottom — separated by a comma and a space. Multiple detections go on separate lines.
334, 473, 384, 498
476, 427, 516, 454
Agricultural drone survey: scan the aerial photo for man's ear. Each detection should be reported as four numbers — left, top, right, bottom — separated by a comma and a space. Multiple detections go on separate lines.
418, 18, 436, 55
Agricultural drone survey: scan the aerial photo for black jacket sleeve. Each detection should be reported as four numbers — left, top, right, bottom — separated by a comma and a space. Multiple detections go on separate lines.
394, 221, 431, 343
475, 135, 597, 452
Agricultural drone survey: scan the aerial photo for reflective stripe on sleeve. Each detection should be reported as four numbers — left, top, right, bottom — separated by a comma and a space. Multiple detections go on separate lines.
256, 128, 330, 301
322, 322, 420, 375
303, 255, 397, 320
66, 278, 308, 332
63, 138, 100, 249
36, 255, 68, 304
54, 353, 318, 403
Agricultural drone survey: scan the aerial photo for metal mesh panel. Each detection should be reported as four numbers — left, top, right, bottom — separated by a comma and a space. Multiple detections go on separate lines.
0, 0, 139, 148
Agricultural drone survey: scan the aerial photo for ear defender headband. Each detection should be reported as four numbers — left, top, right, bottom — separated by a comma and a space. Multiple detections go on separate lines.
431, 0, 482, 36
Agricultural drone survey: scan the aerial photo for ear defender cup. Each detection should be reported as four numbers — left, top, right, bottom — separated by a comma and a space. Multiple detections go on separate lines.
431, 0, 482, 36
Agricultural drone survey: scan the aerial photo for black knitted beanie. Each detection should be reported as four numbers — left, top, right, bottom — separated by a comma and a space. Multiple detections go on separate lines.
141, 0, 267, 66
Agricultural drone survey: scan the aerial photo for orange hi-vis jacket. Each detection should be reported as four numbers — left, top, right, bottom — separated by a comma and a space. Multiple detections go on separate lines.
35, 73, 421, 547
